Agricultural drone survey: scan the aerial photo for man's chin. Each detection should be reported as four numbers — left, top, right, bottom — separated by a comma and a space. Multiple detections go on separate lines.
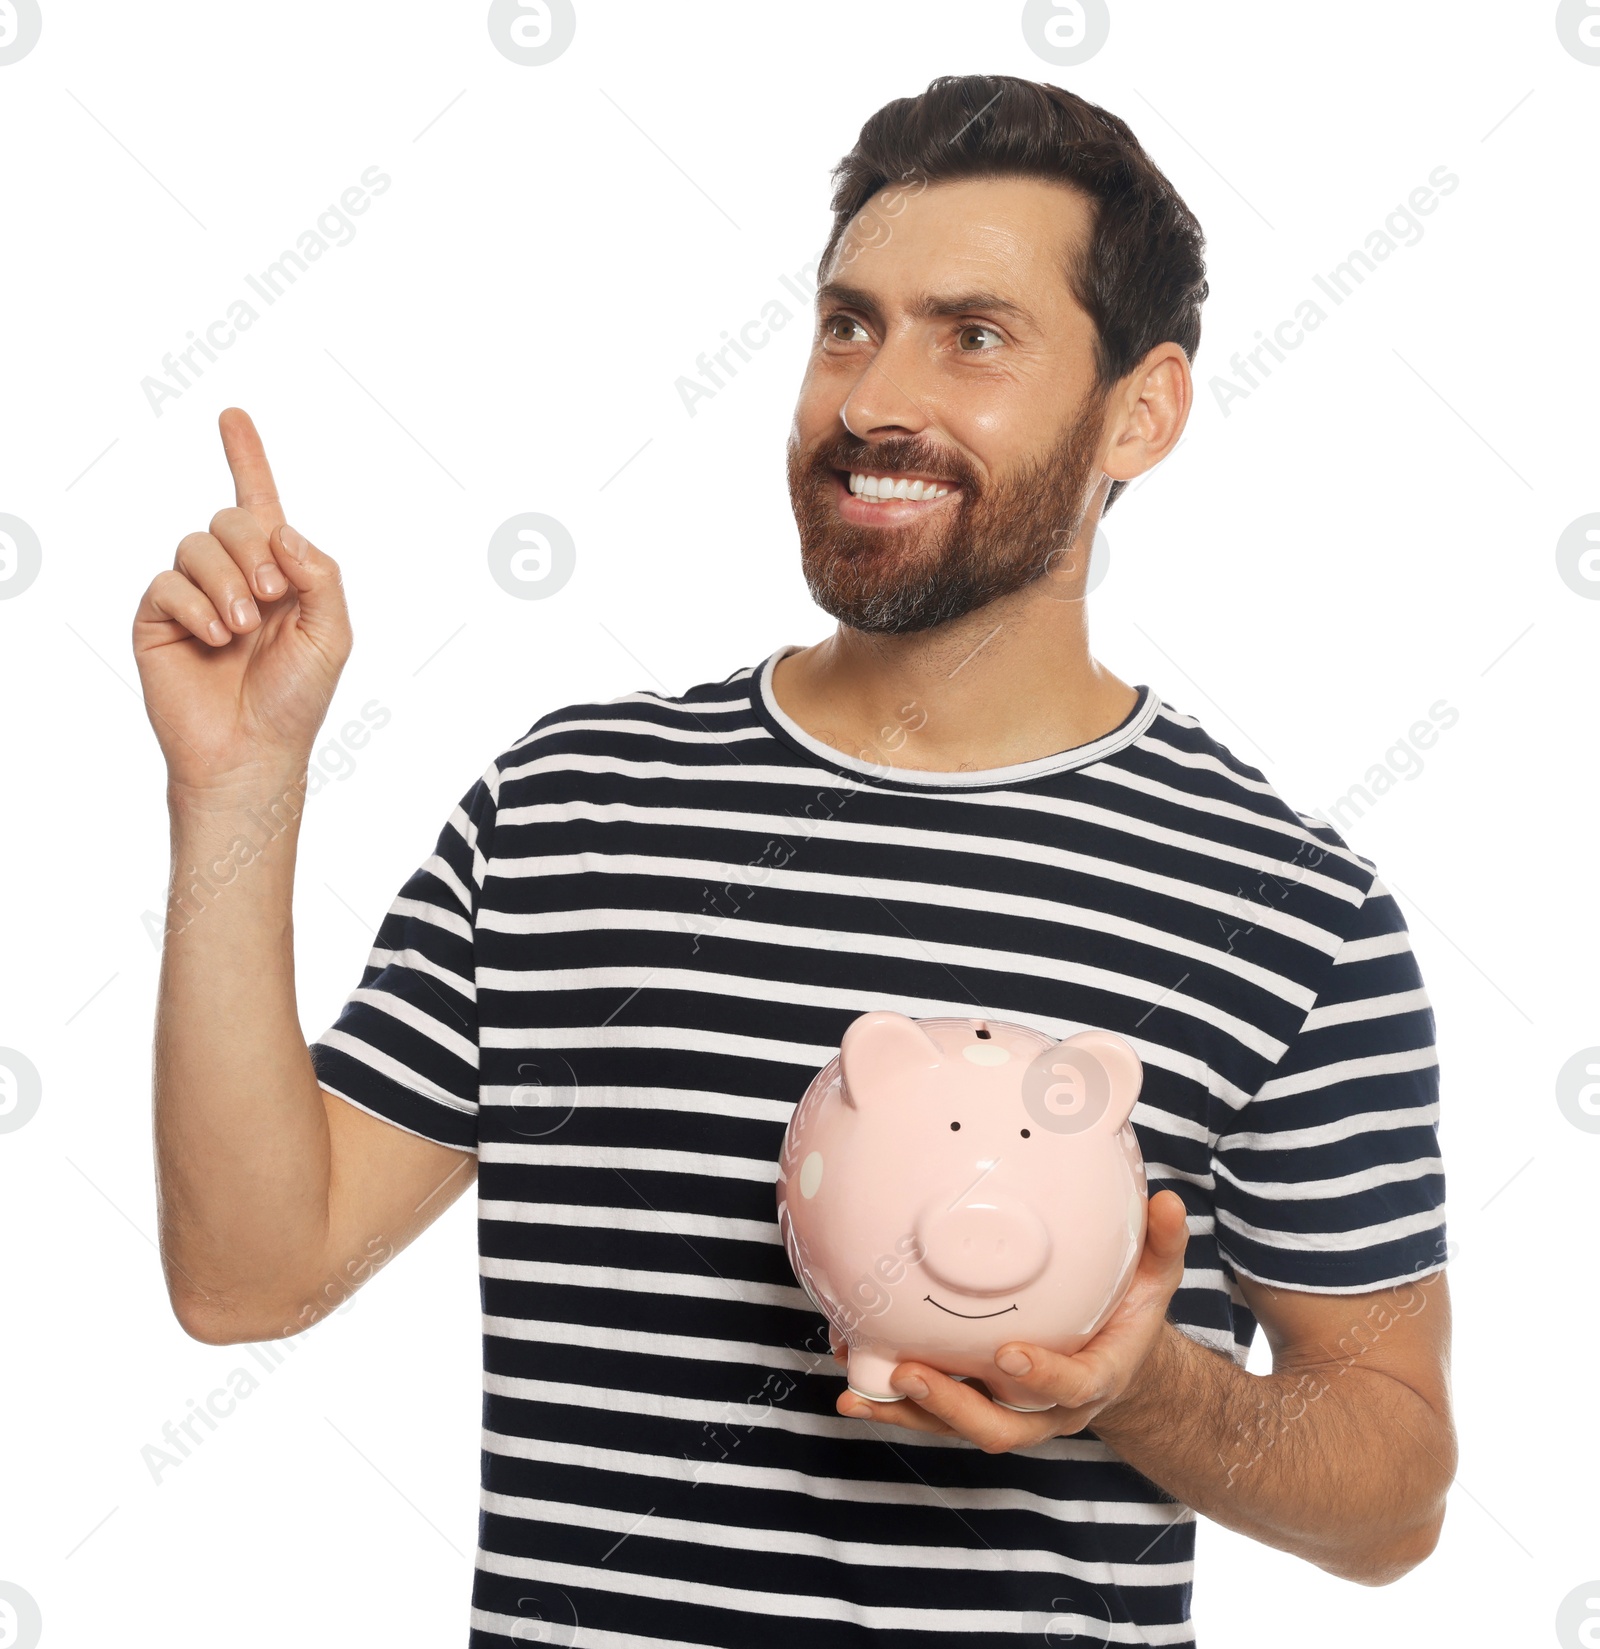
801, 519, 951, 580
801, 566, 980, 636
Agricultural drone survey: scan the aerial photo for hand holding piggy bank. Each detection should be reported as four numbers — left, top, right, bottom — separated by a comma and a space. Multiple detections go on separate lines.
777, 1011, 1148, 1413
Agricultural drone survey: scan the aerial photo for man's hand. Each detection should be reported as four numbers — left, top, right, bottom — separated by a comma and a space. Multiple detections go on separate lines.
132, 405, 352, 796
830, 1188, 1189, 1452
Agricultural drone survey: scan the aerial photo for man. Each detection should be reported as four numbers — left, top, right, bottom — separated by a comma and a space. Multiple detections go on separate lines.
136, 73, 1454, 1647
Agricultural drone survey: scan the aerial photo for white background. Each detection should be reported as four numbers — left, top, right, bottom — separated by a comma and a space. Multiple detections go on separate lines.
1, 1, 1596, 1644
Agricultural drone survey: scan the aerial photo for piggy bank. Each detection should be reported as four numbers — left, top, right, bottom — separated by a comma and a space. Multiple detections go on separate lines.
777, 1010, 1148, 1412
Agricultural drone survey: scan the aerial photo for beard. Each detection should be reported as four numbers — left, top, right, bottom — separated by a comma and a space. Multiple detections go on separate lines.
785, 384, 1109, 635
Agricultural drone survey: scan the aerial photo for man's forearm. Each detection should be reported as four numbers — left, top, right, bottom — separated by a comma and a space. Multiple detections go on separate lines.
1089, 1312, 1456, 1584
154, 768, 332, 1336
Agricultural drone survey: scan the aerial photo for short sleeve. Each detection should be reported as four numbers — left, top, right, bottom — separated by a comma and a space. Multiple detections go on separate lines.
308, 762, 500, 1154
1210, 873, 1447, 1293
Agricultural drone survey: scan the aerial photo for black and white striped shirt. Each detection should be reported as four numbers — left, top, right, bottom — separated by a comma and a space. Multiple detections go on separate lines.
309, 644, 1448, 1647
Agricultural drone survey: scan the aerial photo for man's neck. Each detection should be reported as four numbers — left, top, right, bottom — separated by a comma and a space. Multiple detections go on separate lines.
769, 589, 1138, 774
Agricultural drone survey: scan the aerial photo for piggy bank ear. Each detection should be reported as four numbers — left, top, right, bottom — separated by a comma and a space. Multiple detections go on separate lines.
1023, 1029, 1143, 1135
839, 1010, 944, 1110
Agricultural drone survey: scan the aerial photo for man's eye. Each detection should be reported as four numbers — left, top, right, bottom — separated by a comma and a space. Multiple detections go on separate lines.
956, 324, 1004, 352
824, 315, 869, 344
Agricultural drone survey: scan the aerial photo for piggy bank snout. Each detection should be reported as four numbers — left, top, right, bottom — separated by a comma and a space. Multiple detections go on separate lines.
914, 1199, 1051, 1296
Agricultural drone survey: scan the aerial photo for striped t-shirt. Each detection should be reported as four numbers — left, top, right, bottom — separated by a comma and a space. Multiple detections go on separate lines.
309, 643, 1448, 1648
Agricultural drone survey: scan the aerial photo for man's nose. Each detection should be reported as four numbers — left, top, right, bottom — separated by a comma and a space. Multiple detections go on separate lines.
838, 333, 942, 442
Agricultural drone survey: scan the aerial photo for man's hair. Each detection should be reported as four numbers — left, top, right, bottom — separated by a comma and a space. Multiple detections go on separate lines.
821, 74, 1208, 513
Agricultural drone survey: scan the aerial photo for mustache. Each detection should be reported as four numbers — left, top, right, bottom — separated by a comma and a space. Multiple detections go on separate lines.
810, 440, 976, 491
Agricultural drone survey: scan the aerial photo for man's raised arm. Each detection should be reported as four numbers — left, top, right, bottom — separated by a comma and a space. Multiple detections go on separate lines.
135, 406, 475, 1345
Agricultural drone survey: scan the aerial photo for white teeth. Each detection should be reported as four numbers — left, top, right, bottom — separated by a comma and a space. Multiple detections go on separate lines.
848, 472, 951, 501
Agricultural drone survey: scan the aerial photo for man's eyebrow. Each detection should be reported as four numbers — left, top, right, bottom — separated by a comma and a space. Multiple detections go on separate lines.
815, 281, 1037, 327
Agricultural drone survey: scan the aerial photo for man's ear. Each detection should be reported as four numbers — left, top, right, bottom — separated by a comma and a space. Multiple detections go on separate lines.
1101, 343, 1192, 490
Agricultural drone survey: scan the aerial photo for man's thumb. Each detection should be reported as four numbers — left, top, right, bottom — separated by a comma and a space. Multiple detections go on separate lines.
268, 523, 350, 636
1148, 1189, 1190, 1262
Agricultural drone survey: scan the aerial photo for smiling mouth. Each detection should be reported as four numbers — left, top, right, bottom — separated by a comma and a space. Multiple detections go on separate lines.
831, 468, 963, 511
837, 467, 959, 501
924, 1295, 1019, 1320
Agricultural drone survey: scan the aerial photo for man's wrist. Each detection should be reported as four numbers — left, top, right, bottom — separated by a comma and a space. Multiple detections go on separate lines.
163, 769, 309, 928
168, 767, 310, 822
1088, 1317, 1187, 1447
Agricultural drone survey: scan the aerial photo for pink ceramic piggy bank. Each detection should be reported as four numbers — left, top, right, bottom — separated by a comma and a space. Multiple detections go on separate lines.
777, 1010, 1148, 1412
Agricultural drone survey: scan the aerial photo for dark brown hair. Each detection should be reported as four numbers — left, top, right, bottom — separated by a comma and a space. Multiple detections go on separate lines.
821, 74, 1208, 513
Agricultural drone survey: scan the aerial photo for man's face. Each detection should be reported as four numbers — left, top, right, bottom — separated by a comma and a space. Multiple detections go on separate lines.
786, 174, 1113, 634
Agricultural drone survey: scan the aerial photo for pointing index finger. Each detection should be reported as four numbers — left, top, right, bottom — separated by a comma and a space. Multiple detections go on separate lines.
218, 406, 286, 534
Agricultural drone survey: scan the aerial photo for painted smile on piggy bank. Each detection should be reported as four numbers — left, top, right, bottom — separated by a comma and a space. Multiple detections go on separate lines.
925, 1297, 1019, 1319
777, 1010, 1148, 1413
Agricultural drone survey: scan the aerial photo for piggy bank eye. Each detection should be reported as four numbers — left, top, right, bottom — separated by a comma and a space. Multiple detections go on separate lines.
949, 1120, 961, 1131
1020, 1128, 1031, 1139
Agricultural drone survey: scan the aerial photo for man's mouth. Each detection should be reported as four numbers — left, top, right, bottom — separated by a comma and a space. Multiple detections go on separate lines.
841, 469, 957, 502
831, 468, 963, 523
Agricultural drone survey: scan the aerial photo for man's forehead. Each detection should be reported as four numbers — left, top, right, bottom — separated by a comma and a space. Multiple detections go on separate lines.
821, 177, 1089, 330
